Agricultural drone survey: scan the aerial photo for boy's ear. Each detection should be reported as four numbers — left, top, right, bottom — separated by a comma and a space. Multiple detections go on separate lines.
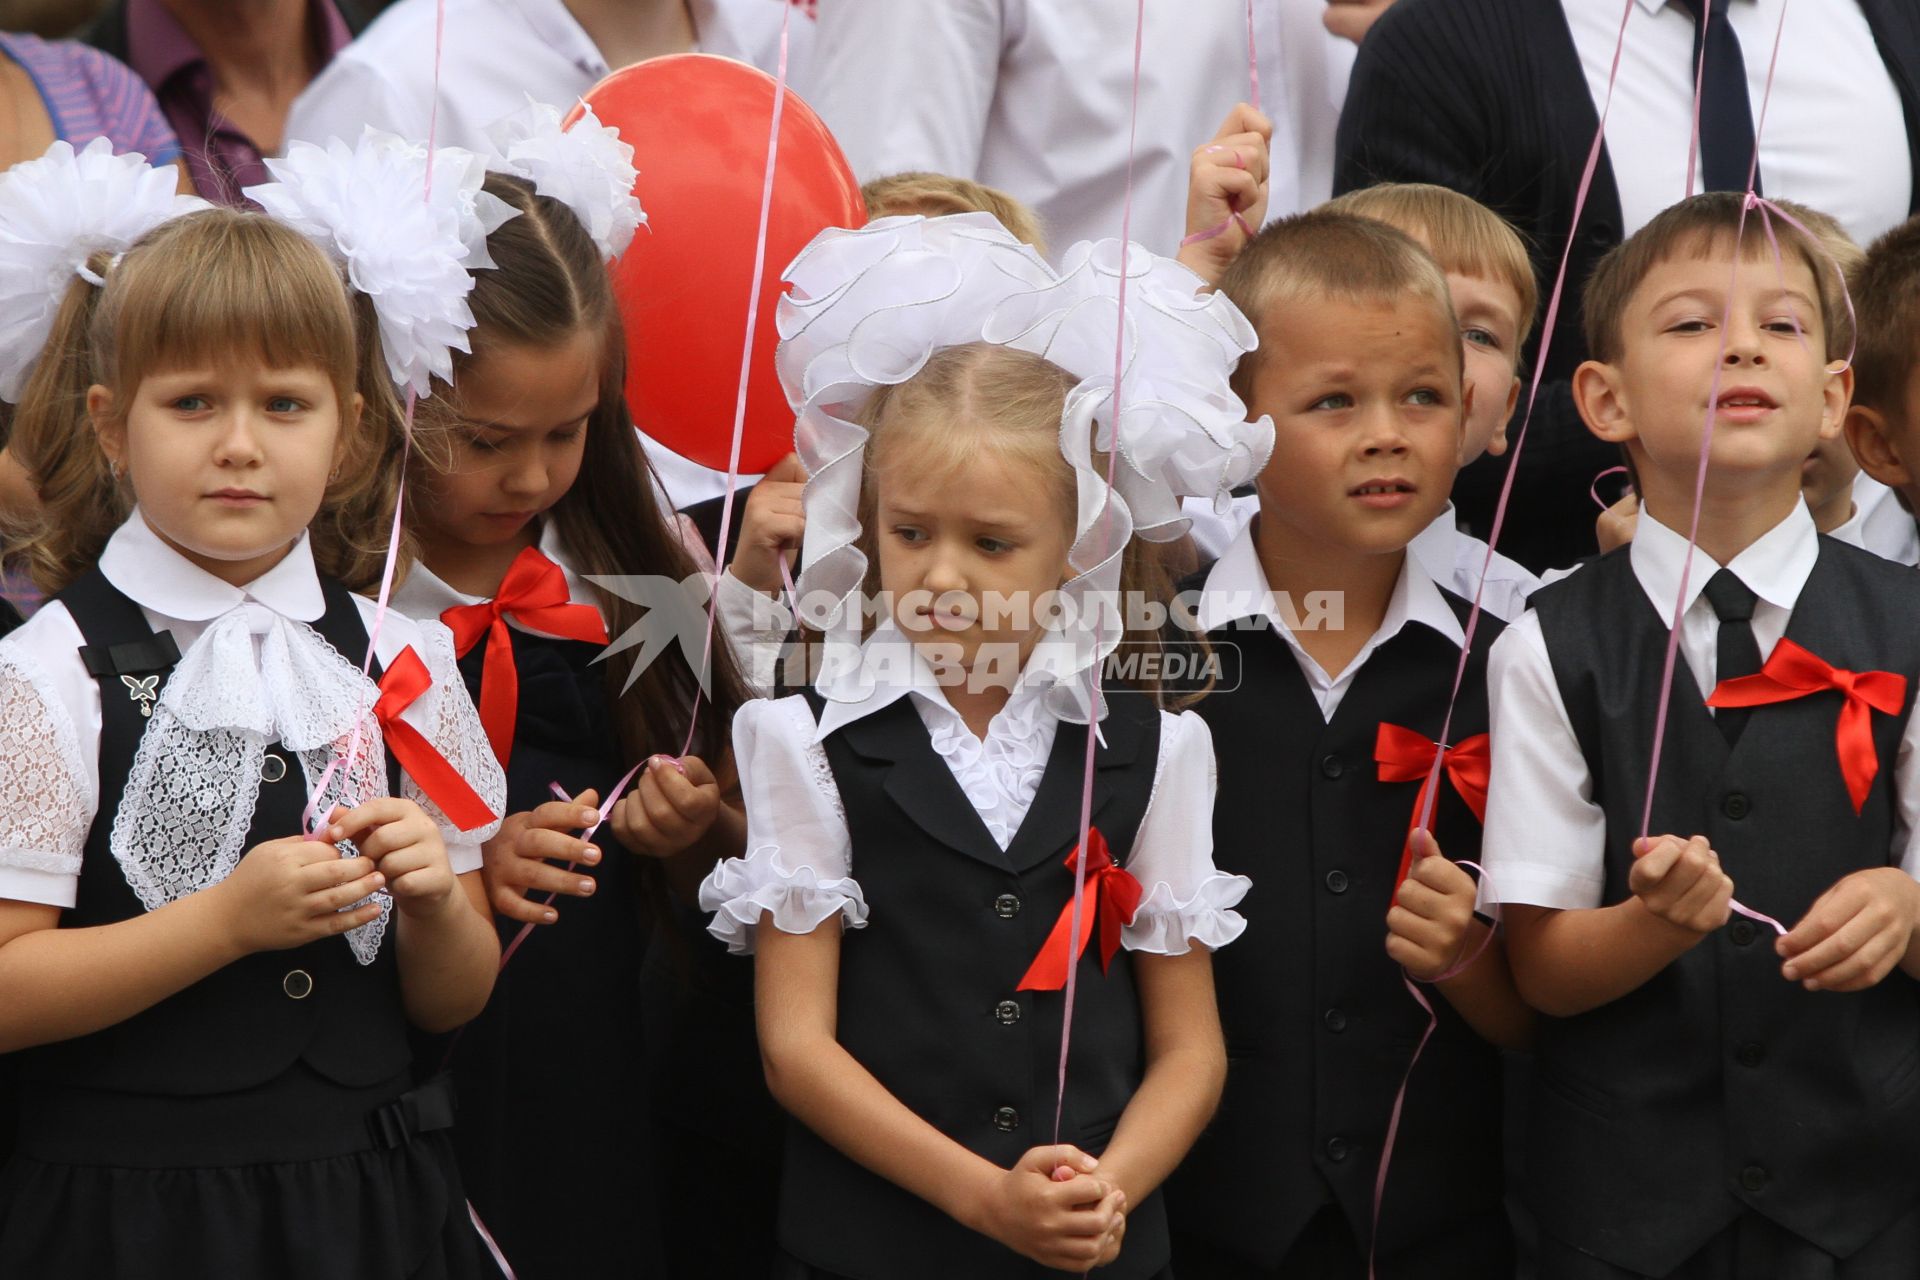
86, 385, 125, 468
1817, 361, 1854, 442
1572, 359, 1633, 444
1845, 403, 1912, 491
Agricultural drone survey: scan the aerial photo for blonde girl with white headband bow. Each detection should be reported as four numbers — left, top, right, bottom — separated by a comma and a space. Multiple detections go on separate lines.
0, 142, 505, 1279
698, 213, 1270, 1279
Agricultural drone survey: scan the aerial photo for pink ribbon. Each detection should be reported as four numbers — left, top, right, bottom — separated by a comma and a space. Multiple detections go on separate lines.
1051, 0, 1147, 1147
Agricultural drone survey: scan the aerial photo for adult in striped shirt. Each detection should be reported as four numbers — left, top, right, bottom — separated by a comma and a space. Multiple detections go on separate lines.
0, 31, 181, 173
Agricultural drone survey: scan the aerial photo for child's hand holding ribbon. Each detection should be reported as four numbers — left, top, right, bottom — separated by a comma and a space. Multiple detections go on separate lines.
479, 789, 605, 926
1629, 834, 1734, 938
1778, 867, 1920, 992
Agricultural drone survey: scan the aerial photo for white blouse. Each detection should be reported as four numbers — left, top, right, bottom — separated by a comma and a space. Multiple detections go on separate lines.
0, 514, 505, 917
699, 627, 1249, 956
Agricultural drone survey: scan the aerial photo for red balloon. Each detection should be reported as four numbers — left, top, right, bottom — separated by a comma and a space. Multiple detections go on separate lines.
568, 55, 865, 476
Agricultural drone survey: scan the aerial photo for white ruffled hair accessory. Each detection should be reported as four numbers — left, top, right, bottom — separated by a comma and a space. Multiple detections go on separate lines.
244, 129, 518, 398
776, 212, 1272, 721
0, 138, 208, 403
486, 97, 646, 261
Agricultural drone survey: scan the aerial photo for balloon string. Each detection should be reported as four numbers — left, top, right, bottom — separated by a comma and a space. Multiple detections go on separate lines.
1368, 2, 1637, 1271
1245, 0, 1261, 115
1178, 5, 1263, 250
676, 0, 792, 762
1051, 0, 1145, 1147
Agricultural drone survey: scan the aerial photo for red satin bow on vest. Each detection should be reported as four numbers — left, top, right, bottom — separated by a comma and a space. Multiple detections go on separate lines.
1373, 725, 1491, 889
1016, 828, 1143, 992
1707, 637, 1907, 814
439, 546, 609, 767
374, 645, 498, 831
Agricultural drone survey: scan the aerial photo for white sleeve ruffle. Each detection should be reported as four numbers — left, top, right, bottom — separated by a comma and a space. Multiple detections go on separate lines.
1121, 709, 1249, 955
0, 639, 95, 905
698, 695, 864, 954
398, 619, 506, 871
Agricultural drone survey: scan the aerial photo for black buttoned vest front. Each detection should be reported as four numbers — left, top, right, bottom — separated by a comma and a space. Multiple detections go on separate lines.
1527, 540, 1920, 1275
1165, 592, 1509, 1266
15, 568, 413, 1099
778, 689, 1166, 1280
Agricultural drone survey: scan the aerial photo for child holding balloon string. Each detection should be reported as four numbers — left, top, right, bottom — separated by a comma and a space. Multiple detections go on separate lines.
1164, 210, 1529, 1279
0, 142, 506, 1278
1483, 191, 1920, 1279
248, 110, 764, 1278
700, 212, 1269, 1279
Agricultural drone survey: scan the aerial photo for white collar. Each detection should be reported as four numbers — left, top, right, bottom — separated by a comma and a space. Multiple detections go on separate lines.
509, 0, 610, 77
392, 521, 594, 621
99, 509, 325, 624
1408, 501, 1463, 579
811, 618, 1080, 744
1637, 0, 1756, 14
1629, 499, 1818, 620
1195, 517, 1468, 651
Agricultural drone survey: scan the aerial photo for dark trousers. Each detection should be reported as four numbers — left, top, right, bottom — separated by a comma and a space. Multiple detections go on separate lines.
1538, 1205, 1920, 1280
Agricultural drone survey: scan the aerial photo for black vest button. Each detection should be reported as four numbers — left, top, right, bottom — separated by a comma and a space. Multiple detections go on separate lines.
1721, 792, 1751, 820
1319, 754, 1344, 779
1729, 920, 1757, 947
1324, 1136, 1350, 1163
993, 893, 1021, 919
1323, 1008, 1348, 1033
993, 1107, 1020, 1133
994, 1000, 1022, 1026
282, 969, 313, 1000
1735, 1041, 1766, 1069
260, 751, 288, 784
1739, 1163, 1769, 1193
1325, 870, 1350, 894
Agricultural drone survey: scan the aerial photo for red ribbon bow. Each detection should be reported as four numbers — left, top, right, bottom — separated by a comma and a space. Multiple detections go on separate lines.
374, 645, 498, 831
440, 546, 609, 767
1707, 637, 1907, 814
1016, 828, 1143, 992
1373, 725, 1491, 889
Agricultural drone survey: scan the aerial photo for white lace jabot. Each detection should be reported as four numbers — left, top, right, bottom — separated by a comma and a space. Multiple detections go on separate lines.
0, 514, 506, 953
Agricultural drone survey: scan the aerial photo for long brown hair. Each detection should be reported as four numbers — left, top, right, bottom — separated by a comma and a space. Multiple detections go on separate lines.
6, 208, 391, 593
416, 172, 746, 762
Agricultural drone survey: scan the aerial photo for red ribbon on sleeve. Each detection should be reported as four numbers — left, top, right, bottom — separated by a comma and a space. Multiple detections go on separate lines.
1707, 637, 1906, 814
440, 545, 610, 767
1016, 829, 1143, 993
1373, 725, 1491, 890
375, 645, 498, 832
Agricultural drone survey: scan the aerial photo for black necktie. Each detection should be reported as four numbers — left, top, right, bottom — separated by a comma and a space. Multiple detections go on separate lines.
1703, 569, 1762, 743
1675, 0, 1763, 196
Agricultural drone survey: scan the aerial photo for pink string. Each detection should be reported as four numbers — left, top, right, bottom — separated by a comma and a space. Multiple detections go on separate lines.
1244, 0, 1261, 115
1591, 464, 1632, 512
674, 0, 792, 763
1368, 860, 1499, 1274
495, 759, 645, 971
469, 1203, 516, 1280
1366, 3, 1637, 1270
1051, 0, 1145, 1146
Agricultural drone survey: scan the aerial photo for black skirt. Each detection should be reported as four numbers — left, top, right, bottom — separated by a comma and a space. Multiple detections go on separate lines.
0, 1064, 485, 1280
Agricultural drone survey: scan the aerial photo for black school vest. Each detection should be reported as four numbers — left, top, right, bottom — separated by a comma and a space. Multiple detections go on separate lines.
1528, 540, 1920, 1275
16, 568, 412, 1099
1166, 589, 1509, 1268
779, 688, 1166, 1280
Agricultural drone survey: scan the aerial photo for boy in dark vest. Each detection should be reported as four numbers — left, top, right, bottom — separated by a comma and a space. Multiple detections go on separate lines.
1164, 210, 1531, 1278
1485, 191, 1920, 1279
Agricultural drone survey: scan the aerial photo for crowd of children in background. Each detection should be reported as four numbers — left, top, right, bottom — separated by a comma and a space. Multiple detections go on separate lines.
1, 83, 1920, 1280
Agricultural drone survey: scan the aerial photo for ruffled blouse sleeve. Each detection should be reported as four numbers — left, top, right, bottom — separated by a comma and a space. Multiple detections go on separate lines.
714, 568, 795, 697
0, 639, 96, 906
397, 619, 506, 873
698, 694, 867, 954
1121, 709, 1250, 955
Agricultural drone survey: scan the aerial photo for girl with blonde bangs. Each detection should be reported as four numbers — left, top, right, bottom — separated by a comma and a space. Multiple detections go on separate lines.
0, 194, 505, 1279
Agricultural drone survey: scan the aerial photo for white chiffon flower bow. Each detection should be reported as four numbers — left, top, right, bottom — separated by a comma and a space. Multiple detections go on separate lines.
487, 98, 646, 261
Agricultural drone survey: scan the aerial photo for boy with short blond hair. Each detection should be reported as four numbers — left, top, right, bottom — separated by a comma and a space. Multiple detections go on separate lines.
1484, 191, 1920, 1278
1168, 209, 1528, 1278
